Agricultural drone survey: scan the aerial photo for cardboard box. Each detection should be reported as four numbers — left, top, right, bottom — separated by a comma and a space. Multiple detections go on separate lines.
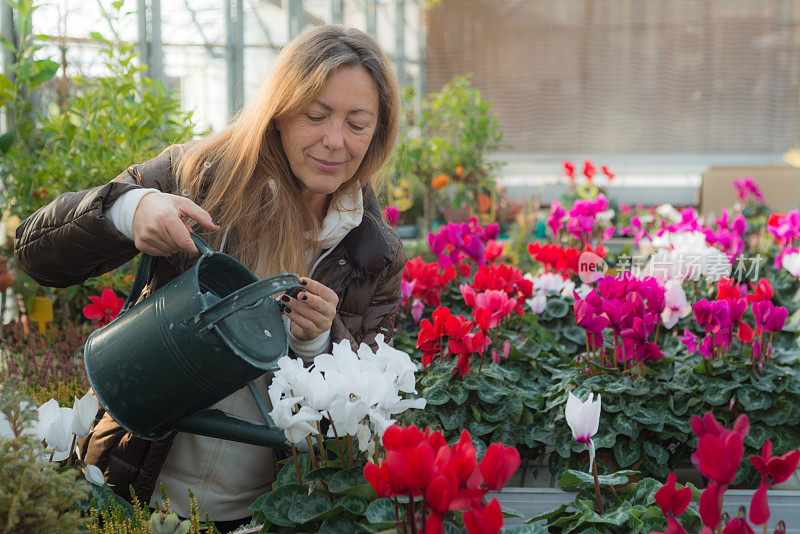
699, 166, 800, 216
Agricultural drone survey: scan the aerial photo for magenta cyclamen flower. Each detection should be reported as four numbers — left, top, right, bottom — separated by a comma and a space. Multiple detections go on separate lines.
620, 317, 650, 361
733, 177, 764, 204
692, 299, 730, 333
574, 299, 609, 333
547, 201, 566, 237
383, 205, 400, 227
752, 300, 788, 333
680, 329, 700, 354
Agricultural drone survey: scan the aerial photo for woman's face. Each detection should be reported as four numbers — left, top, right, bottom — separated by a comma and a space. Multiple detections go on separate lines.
277, 65, 379, 200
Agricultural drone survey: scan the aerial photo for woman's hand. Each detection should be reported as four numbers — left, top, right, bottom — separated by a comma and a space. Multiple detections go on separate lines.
282, 277, 339, 341
131, 192, 219, 256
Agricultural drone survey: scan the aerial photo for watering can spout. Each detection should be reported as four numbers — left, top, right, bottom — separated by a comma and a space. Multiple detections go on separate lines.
175, 409, 288, 449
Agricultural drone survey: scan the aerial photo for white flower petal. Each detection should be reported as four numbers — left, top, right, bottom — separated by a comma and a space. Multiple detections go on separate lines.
84, 464, 105, 486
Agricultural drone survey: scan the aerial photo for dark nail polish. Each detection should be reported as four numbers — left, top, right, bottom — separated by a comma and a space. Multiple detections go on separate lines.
300, 280, 307, 286
284, 307, 292, 313
211, 220, 219, 226
301, 293, 308, 301
281, 295, 290, 302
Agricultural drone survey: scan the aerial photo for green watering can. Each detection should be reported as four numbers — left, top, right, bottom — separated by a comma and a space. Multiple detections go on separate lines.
84, 233, 303, 448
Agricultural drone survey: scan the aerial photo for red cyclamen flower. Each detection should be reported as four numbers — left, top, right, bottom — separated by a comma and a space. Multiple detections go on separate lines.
748, 440, 800, 525
654, 472, 692, 518
479, 443, 521, 491
83, 288, 124, 326
462, 497, 503, 534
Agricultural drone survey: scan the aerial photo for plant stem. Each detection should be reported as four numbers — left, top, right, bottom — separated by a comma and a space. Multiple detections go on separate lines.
347, 435, 355, 466
66, 434, 77, 466
592, 456, 604, 516
327, 413, 346, 467
394, 497, 403, 533
315, 422, 328, 464
305, 435, 318, 470
408, 492, 418, 534
290, 443, 302, 484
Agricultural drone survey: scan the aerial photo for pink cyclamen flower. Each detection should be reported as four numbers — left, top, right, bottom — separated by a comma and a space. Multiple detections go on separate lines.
383, 205, 399, 227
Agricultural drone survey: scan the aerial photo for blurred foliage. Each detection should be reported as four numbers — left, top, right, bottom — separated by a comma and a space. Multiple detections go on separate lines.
383, 75, 505, 232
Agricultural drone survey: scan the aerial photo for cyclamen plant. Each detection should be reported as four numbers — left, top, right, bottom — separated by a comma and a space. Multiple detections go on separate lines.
0, 388, 104, 485
363, 424, 521, 534
571, 272, 667, 376
649, 411, 800, 534
267, 335, 427, 476
427, 217, 500, 276
680, 277, 787, 375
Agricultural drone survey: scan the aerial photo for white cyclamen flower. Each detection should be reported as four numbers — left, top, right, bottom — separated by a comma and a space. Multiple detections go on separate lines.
71, 392, 99, 439
661, 279, 692, 329
84, 464, 105, 486
564, 391, 602, 470
782, 252, 800, 278
267, 386, 322, 444
526, 293, 546, 314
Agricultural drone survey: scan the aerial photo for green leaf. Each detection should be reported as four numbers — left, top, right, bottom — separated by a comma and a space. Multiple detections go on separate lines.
0, 130, 14, 154
643, 441, 669, 465
28, 59, 59, 89
613, 440, 641, 468
260, 484, 306, 527
274, 454, 311, 488
502, 525, 549, 533
481, 400, 512, 422
446, 380, 469, 404
366, 498, 400, 524
424, 384, 449, 405
337, 495, 368, 515
558, 469, 639, 488
613, 413, 641, 439
468, 418, 500, 437
438, 403, 467, 430
287, 492, 339, 524
320, 515, 367, 534
737, 386, 772, 411
328, 466, 375, 500
462, 374, 485, 390
563, 325, 587, 345
546, 298, 570, 318
477, 381, 507, 403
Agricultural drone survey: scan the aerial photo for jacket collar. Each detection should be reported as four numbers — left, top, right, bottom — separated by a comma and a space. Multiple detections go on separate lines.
341, 186, 392, 276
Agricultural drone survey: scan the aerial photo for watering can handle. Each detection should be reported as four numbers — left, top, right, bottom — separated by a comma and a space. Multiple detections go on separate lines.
120, 233, 214, 315
194, 273, 303, 330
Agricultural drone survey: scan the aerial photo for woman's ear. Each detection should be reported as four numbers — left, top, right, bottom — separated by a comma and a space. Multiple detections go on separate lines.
273, 118, 281, 132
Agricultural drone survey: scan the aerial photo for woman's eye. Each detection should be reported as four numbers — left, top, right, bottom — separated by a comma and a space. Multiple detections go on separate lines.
349, 123, 367, 132
305, 114, 325, 122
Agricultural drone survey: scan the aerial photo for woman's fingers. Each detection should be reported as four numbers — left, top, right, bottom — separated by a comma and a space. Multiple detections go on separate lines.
165, 215, 199, 255
131, 192, 218, 256
173, 195, 219, 232
283, 278, 339, 340
299, 277, 339, 306
283, 296, 329, 330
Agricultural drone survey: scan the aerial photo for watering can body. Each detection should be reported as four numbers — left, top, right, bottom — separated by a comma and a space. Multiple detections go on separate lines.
84, 234, 302, 448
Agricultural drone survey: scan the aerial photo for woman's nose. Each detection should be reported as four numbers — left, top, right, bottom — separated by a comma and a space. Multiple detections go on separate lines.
322, 120, 345, 151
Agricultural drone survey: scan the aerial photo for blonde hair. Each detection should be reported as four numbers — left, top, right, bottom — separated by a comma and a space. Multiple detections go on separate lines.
173, 25, 400, 277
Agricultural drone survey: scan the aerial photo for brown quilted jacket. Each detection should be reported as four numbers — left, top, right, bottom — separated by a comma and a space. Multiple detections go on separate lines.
13, 146, 406, 503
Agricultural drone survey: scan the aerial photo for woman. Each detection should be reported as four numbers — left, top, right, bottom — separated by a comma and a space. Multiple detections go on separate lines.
14, 25, 405, 530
